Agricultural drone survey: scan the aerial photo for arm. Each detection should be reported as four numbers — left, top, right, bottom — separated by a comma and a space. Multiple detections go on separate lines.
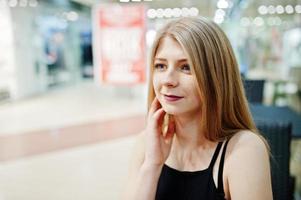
121, 133, 163, 200
227, 131, 273, 200
122, 98, 175, 200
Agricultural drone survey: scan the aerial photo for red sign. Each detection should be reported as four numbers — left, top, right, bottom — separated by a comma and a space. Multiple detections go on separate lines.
93, 4, 146, 85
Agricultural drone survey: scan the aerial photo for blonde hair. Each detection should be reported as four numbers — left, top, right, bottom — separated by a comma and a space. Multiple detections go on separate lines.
148, 17, 258, 141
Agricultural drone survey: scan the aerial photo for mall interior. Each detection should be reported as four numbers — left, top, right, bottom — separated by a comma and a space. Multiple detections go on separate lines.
0, 0, 301, 199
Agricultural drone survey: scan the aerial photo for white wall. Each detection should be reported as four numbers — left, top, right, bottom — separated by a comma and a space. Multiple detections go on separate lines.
0, 3, 18, 100
10, 6, 46, 99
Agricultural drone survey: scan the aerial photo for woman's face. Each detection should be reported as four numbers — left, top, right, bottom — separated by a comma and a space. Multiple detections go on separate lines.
153, 36, 201, 116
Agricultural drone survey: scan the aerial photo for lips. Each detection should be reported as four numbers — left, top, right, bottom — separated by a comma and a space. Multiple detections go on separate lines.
163, 94, 184, 102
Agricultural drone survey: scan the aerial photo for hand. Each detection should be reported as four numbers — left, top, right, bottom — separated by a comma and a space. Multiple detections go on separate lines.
144, 97, 175, 167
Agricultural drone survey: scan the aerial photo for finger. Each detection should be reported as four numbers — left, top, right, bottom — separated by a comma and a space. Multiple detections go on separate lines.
152, 107, 166, 129
148, 97, 161, 115
165, 116, 175, 140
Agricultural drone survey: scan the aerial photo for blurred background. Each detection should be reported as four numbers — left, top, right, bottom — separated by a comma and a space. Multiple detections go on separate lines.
0, 0, 301, 199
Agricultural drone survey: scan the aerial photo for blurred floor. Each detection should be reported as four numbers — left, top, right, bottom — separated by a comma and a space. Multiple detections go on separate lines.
0, 81, 146, 200
0, 136, 136, 200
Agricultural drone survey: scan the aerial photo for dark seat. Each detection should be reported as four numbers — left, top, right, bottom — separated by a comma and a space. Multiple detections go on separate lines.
243, 79, 265, 103
255, 120, 294, 200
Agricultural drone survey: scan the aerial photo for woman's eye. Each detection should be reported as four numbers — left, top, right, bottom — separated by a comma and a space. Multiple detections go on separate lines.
181, 64, 191, 72
154, 64, 166, 71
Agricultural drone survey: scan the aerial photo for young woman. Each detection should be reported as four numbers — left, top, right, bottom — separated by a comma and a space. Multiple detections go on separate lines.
122, 17, 273, 200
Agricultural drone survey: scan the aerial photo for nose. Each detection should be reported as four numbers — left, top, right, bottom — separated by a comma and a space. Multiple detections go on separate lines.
162, 67, 178, 87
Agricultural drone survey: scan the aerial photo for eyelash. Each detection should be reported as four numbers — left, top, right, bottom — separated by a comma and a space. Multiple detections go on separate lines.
154, 64, 191, 73
180, 64, 190, 72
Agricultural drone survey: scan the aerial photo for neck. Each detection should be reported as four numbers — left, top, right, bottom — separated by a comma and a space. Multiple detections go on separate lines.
172, 112, 211, 151
167, 113, 217, 169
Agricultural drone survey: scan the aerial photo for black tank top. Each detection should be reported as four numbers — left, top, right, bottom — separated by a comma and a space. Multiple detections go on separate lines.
155, 140, 229, 200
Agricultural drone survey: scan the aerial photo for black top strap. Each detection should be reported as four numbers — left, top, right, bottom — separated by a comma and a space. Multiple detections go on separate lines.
208, 142, 223, 169
217, 139, 230, 196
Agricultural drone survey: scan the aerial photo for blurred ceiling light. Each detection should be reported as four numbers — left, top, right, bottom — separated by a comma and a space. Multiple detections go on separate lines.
8, 0, 18, 7
172, 8, 182, 18
19, 0, 27, 7
214, 15, 224, 24
163, 8, 173, 18
119, 0, 130, 2
276, 5, 284, 14
240, 17, 251, 26
131, 0, 141, 1
147, 9, 156, 19
156, 8, 164, 18
147, 7, 199, 19
215, 8, 226, 17
267, 5, 276, 14
67, 11, 78, 21
258, 5, 268, 15
285, 5, 294, 14
189, 7, 199, 16
217, 0, 229, 9
295, 5, 301, 14
29, 0, 38, 7
253, 17, 264, 26
181, 7, 190, 17
267, 17, 276, 26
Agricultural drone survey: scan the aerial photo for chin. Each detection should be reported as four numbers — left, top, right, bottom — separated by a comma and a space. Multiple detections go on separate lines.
161, 104, 183, 115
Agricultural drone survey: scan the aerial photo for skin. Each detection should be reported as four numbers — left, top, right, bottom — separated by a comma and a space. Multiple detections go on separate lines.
122, 36, 273, 200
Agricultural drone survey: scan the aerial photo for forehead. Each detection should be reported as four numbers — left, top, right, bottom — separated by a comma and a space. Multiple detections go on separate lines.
155, 36, 187, 60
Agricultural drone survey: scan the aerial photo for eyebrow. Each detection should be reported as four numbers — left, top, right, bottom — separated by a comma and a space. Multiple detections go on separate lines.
154, 58, 188, 62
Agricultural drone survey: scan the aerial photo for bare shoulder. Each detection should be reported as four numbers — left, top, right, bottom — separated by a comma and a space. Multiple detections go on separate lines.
226, 130, 270, 173
227, 130, 269, 157
224, 130, 273, 200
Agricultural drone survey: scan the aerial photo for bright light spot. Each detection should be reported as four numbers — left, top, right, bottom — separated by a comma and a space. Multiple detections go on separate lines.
253, 17, 264, 26
163, 8, 173, 18
217, 0, 229, 9
172, 8, 182, 17
295, 5, 301, 13
276, 5, 284, 14
214, 15, 224, 24
258, 5, 268, 15
267, 17, 276, 26
240, 17, 251, 26
267, 5, 276, 14
181, 7, 190, 17
189, 7, 199, 16
19, 0, 27, 7
67, 11, 78, 21
285, 5, 294, 14
8, 0, 18, 7
215, 8, 226, 17
29, 0, 38, 7
156, 8, 164, 18
119, 0, 130, 2
147, 9, 156, 19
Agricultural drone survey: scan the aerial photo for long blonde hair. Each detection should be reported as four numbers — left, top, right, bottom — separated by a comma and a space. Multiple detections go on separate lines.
148, 17, 258, 141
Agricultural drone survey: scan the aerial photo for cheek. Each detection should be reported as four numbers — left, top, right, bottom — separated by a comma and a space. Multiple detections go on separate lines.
191, 84, 202, 102
152, 75, 160, 93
